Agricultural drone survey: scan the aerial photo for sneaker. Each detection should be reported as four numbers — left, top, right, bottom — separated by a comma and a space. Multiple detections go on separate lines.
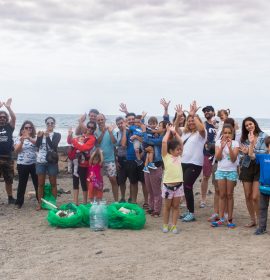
8, 197, 16, 205
143, 166, 150, 173
227, 222, 236, 229
211, 218, 225, 227
207, 213, 219, 222
170, 225, 179, 234
162, 224, 169, 233
135, 159, 143, 166
119, 198, 126, 203
182, 213, 196, 222
179, 211, 189, 219
148, 162, 157, 170
128, 197, 132, 203
199, 201, 206, 208
254, 228, 266, 235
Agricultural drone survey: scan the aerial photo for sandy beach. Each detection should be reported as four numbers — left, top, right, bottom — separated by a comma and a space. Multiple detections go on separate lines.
0, 154, 270, 280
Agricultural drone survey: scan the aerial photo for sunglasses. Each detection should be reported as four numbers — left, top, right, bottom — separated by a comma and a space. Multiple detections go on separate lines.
46, 122, 54, 125
0, 116, 7, 119
24, 126, 32, 130
87, 126, 95, 130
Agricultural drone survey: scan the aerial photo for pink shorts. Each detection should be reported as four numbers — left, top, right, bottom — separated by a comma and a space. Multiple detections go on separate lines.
161, 184, 184, 199
202, 155, 213, 177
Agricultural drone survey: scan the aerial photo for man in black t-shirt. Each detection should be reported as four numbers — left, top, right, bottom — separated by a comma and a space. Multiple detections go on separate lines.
0, 98, 16, 204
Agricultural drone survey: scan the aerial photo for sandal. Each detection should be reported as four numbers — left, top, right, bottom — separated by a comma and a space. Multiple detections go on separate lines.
244, 221, 256, 228
142, 203, 149, 210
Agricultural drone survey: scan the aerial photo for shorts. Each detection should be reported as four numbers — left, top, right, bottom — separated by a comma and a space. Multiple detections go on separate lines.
103, 161, 117, 178
36, 163, 59, 176
239, 160, 260, 182
215, 170, 238, 182
0, 158, 14, 185
88, 182, 103, 199
125, 160, 145, 184
202, 155, 213, 177
161, 184, 184, 199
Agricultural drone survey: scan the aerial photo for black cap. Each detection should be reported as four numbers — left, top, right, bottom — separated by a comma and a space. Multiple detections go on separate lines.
202, 105, 215, 113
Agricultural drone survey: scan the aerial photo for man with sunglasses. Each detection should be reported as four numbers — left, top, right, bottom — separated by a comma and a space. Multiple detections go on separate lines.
0, 98, 16, 204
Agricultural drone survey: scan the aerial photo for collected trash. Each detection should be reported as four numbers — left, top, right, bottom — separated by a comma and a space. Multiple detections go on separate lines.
90, 200, 108, 231
118, 207, 135, 215
41, 184, 56, 210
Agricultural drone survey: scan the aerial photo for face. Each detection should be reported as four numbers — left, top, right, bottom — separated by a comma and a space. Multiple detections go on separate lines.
46, 118, 55, 131
96, 114, 105, 128
244, 120, 255, 133
170, 145, 182, 157
204, 110, 214, 120
0, 114, 7, 126
219, 111, 227, 121
179, 115, 185, 126
23, 123, 33, 135
126, 115, 135, 126
222, 128, 233, 140
148, 121, 157, 130
86, 123, 96, 134
89, 112, 98, 123
116, 119, 124, 130
134, 118, 141, 126
187, 116, 196, 130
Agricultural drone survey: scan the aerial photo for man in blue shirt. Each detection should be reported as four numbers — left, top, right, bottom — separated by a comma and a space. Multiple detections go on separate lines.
255, 136, 270, 235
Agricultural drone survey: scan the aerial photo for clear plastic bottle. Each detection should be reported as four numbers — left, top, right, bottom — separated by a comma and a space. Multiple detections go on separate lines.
90, 200, 108, 231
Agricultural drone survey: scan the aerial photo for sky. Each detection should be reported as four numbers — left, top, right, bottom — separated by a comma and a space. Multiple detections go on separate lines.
1, 0, 270, 117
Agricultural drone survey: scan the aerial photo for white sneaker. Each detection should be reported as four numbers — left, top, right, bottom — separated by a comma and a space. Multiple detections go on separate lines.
162, 224, 169, 233
170, 225, 179, 234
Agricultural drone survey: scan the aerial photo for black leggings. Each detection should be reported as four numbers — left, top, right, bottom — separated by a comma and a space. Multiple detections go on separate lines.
73, 166, 88, 191
16, 164, 38, 206
182, 163, 202, 213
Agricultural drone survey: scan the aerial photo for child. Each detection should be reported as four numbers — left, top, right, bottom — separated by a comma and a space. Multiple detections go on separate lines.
87, 148, 104, 202
254, 136, 270, 235
161, 124, 184, 234
67, 130, 86, 177
211, 124, 239, 228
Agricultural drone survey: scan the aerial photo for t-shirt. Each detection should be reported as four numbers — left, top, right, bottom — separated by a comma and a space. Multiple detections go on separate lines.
216, 139, 239, 171
256, 154, 270, 186
162, 153, 183, 183
87, 164, 103, 190
36, 132, 55, 163
14, 137, 37, 165
204, 121, 216, 156
0, 124, 14, 158
95, 128, 117, 163
181, 129, 207, 166
115, 129, 127, 158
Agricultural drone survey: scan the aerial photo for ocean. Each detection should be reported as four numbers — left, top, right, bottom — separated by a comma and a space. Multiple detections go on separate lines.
14, 113, 270, 147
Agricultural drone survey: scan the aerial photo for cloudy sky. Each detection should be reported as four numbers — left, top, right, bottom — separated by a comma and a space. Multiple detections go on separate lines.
0, 0, 270, 117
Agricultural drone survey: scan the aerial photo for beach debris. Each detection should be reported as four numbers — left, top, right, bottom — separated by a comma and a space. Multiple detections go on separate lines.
95, 250, 103, 255
56, 210, 75, 218
118, 207, 135, 215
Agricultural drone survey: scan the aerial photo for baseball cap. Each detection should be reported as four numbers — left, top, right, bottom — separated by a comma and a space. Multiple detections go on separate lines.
202, 106, 215, 113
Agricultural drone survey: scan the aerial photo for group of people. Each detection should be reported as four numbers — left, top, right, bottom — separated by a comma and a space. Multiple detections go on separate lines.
0, 98, 269, 236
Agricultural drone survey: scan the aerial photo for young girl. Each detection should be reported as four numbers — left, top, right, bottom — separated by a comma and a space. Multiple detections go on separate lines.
161, 125, 184, 234
212, 124, 239, 228
87, 148, 104, 202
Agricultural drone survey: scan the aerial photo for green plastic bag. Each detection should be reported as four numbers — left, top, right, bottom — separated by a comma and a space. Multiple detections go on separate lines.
78, 203, 92, 227
107, 203, 146, 230
41, 183, 56, 210
47, 203, 83, 228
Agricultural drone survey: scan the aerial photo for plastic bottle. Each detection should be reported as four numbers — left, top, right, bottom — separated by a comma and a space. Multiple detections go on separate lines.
90, 200, 108, 231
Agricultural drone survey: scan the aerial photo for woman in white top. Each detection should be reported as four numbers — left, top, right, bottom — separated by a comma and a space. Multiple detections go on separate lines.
177, 101, 207, 222
14, 121, 38, 209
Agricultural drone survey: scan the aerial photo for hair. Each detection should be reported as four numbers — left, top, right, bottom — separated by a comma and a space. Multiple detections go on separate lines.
217, 109, 230, 118
167, 139, 181, 154
89, 109, 99, 115
265, 136, 270, 148
172, 112, 186, 127
19, 120, 36, 137
115, 116, 124, 123
0, 111, 9, 122
86, 121, 96, 130
135, 115, 142, 120
183, 114, 203, 133
90, 148, 102, 165
126, 112, 136, 118
45, 116, 56, 124
224, 117, 235, 128
241, 116, 262, 143
148, 116, 158, 125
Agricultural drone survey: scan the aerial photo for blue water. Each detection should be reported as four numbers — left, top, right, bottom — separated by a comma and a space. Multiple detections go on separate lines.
14, 113, 270, 146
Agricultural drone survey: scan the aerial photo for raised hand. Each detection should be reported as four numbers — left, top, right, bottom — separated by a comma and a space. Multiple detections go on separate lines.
239, 144, 249, 154
160, 98, 170, 110
226, 138, 232, 149
79, 113, 87, 123
189, 100, 201, 116
248, 131, 255, 145
174, 104, 183, 116
119, 103, 128, 114
4, 98, 12, 108
37, 131, 44, 137
141, 111, 147, 119
169, 125, 177, 135
107, 124, 116, 133
220, 136, 227, 149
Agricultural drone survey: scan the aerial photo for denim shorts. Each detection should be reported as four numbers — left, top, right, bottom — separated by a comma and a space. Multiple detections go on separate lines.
215, 170, 238, 182
36, 163, 58, 176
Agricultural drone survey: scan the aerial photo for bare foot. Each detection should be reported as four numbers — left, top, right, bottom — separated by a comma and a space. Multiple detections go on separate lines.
244, 221, 256, 228
36, 205, 42, 211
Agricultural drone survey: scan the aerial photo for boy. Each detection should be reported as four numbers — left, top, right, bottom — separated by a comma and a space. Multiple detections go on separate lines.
254, 136, 270, 235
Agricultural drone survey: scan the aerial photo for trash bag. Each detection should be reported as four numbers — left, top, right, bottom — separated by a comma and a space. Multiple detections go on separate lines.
47, 203, 83, 228
107, 203, 146, 230
78, 203, 92, 227
41, 183, 56, 210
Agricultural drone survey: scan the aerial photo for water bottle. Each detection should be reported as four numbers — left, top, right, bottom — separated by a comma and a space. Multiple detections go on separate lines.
90, 200, 108, 231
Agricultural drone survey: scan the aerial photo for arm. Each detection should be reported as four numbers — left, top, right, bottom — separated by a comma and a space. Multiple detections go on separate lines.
4, 98, 16, 128
227, 140, 239, 162
160, 98, 170, 121
75, 114, 87, 135
215, 140, 225, 161
162, 126, 171, 157
119, 103, 129, 115
248, 131, 256, 159
194, 116, 206, 138
72, 136, 95, 152
96, 127, 107, 144
47, 132, 61, 151
174, 104, 184, 135
107, 125, 117, 144
35, 132, 44, 149
121, 127, 127, 147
